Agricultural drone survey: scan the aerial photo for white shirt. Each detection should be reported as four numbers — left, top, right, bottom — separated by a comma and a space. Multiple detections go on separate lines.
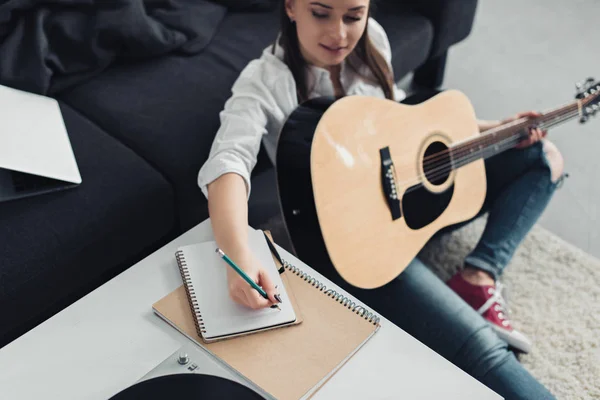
197, 18, 405, 199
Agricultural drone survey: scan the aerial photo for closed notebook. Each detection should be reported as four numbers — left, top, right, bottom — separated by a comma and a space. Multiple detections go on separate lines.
174, 230, 299, 343
153, 229, 381, 400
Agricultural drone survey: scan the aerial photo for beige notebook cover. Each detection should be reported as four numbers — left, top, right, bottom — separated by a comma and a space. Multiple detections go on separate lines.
153, 235, 381, 400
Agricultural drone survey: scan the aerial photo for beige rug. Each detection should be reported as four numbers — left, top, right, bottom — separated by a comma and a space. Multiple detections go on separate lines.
418, 217, 600, 400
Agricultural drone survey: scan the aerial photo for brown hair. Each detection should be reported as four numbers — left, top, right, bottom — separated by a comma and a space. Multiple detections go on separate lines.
274, 1, 395, 103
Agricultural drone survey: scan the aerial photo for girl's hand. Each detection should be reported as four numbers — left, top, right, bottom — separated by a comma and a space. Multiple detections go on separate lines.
502, 111, 547, 149
225, 248, 280, 310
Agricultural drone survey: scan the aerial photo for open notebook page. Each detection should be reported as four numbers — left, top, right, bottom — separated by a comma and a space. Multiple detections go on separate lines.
177, 229, 296, 340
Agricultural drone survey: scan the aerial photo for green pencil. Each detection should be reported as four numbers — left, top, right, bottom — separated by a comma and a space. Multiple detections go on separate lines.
216, 248, 281, 310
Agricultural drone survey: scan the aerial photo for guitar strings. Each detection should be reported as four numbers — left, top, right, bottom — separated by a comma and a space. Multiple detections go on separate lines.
418, 103, 580, 168
403, 92, 595, 169
392, 106, 579, 189
415, 107, 579, 179
391, 108, 582, 195
404, 108, 581, 190
399, 109, 581, 194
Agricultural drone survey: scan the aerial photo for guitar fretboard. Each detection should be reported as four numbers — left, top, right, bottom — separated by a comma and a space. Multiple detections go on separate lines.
446, 101, 580, 170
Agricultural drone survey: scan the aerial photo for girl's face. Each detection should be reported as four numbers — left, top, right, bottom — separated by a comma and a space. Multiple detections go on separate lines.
286, 0, 370, 70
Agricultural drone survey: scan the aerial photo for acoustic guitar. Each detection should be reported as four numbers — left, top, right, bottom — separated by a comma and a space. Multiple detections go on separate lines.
275, 78, 600, 289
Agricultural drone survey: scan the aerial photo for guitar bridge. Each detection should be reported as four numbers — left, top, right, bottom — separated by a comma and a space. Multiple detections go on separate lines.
379, 146, 402, 220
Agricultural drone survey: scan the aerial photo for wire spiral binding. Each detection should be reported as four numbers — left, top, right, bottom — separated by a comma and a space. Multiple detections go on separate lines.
281, 258, 381, 325
175, 250, 207, 338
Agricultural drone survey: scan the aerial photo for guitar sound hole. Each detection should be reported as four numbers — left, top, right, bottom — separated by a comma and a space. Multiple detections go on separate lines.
423, 141, 451, 186
402, 140, 455, 230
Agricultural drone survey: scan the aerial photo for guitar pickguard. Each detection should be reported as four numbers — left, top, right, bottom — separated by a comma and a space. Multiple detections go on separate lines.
402, 183, 454, 230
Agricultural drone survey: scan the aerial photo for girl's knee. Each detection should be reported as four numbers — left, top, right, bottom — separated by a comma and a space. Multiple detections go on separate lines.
455, 325, 512, 378
542, 140, 564, 183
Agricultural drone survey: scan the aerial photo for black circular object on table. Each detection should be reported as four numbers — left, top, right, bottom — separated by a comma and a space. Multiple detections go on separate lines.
109, 374, 265, 400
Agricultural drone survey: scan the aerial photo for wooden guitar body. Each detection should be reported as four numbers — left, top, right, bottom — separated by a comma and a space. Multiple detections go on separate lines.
276, 81, 599, 289
276, 91, 486, 289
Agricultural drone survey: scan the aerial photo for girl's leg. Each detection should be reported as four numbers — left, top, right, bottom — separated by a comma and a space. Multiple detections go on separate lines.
401, 89, 564, 276
351, 258, 556, 400
446, 140, 564, 352
460, 140, 564, 280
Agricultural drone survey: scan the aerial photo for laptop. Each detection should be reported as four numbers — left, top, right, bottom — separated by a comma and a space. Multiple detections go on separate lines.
0, 84, 81, 203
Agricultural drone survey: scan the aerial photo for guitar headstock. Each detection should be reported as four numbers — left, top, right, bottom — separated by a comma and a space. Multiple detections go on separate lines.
575, 77, 600, 123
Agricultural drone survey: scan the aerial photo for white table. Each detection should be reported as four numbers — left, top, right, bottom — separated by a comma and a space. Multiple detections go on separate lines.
0, 219, 502, 400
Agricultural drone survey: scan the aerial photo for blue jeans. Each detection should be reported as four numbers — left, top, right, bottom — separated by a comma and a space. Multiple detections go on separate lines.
400, 88, 559, 398
284, 93, 560, 399
355, 143, 559, 400
440, 140, 562, 280
385, 258, 556, 400
306, 142, 559, 399
403, 88, 562, 281
348, 108, 559, 398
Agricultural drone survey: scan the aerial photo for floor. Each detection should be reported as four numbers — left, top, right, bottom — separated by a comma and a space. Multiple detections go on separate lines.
410, 0, 600, 258
419, 213, 600, 400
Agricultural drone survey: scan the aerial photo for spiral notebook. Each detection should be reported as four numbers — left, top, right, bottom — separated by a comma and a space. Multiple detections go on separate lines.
153, 229, 381, 400
173, 230, 299, 343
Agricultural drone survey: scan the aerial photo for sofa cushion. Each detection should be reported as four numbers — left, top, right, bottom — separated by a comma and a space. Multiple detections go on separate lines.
0, 103, 176, 348
373, 7, 434, 81
379, 0, 478, 59
209, 0, 278, 12
58, 8, 282, 232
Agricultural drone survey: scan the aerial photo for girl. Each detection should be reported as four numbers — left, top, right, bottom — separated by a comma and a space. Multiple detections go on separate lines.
198, 1, 563, 398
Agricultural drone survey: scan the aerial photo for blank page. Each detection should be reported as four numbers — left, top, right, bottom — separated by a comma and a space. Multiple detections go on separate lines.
177, 230, 296, 340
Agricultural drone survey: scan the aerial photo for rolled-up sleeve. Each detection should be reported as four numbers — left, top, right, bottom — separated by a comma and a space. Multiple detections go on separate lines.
198, 59, 285, 200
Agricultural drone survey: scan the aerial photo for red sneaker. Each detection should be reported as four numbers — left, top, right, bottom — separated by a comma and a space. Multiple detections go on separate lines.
447, 272, 532, 354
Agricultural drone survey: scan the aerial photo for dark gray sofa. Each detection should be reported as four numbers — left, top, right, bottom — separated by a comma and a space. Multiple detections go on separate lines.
0, 0, 479, 348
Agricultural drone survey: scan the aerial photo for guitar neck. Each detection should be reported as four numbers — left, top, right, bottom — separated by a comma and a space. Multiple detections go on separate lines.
448, 100, 581, 169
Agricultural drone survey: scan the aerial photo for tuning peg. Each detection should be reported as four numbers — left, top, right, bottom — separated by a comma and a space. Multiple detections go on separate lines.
577, 77, 595, 90
585, 77, 595, 89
